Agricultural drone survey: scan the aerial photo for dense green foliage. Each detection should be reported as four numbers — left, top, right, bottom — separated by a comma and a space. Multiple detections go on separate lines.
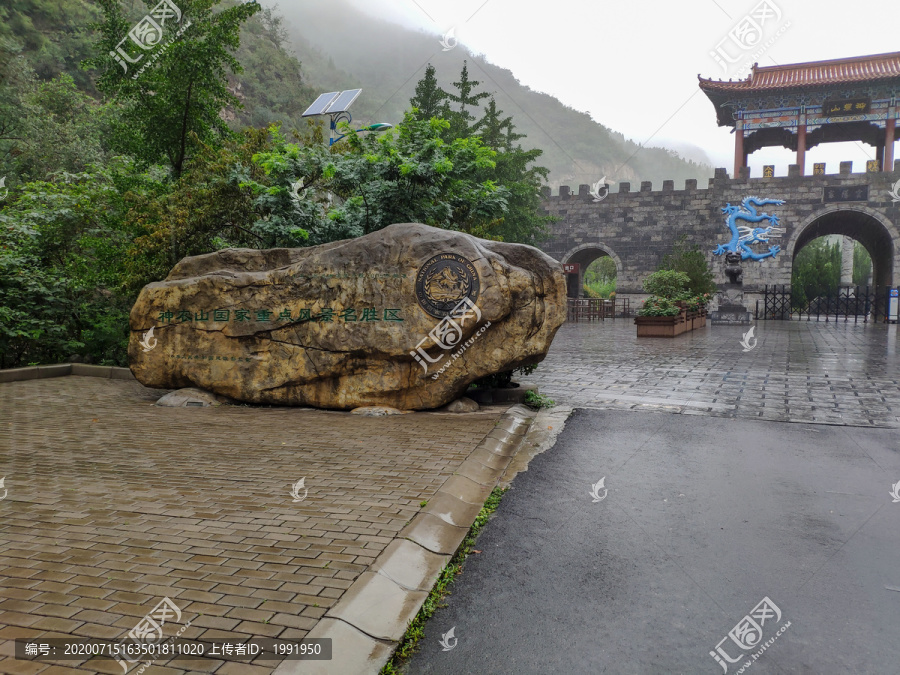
85, 0, 262, 176
791, 237, 841, 308
790, 236, 874, 308
583, 256, 617, 298
638, 269, 711, 317
642, 270, 690, 299
0, 4, 558, 368
0, 60, 117, 183
409, 64, 451, 125
247, 113, 509, 243
658, 236, 717, 296
637, 297, 681, 317
407, 62, 554, 245
0, 0, 103, 94
638, 271, 690, 317
853, 240, 873, 286
0, 163, 139, 368
786, 237, 873, 309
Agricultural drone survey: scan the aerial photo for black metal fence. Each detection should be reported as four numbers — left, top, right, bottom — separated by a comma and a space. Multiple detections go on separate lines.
566, 298, 632, 321
755, 285, 899, 323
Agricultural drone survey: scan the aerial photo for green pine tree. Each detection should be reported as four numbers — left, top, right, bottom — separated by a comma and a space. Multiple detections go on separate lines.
469, 95, 553, 244
409, 63, 451, 122
446, 60, 490, 139
472, 97, 509, 149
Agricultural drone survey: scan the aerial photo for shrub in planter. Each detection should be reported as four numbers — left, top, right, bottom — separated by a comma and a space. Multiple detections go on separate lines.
637, 296, 680, 317
642, 270, 691, 299
683, 293, 712, 312
658, 236, 718, 297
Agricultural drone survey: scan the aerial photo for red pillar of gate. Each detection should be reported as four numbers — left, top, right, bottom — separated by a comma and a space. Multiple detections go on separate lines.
734, 124, 745, 178
796, 124, 807, 176
885, 116, 896, 171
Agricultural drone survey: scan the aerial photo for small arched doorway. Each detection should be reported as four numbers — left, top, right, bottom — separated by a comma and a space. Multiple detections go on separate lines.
562, 244, 622, 299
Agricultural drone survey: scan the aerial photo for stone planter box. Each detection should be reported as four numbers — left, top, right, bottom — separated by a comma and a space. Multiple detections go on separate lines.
686, 309, 708, 330
634, 312, 688, 337
635, 308, 707, 337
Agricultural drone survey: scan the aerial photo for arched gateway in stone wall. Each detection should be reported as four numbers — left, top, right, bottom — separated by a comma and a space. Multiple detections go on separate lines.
538, 51, 900, 310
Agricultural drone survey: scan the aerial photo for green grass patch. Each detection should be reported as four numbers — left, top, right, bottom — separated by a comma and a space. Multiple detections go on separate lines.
524, 390, 555, 409
583, 279, 616, 298
379, 486, 509, 674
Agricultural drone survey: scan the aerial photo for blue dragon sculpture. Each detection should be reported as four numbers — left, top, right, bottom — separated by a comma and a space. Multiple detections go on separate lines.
713, 197, 786, 261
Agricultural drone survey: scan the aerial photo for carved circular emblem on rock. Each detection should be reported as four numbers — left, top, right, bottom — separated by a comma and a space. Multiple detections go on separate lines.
415, 253, 480, 318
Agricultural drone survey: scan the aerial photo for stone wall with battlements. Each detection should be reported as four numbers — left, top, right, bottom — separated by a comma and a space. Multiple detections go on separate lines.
539, 163, 900, 309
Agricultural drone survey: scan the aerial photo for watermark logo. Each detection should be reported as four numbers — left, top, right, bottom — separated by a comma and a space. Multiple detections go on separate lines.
410, 296, 487, 376
438, 626, 457, 651
710, 597, 790, 674
115, 597, 189, 673
0, 176, 7, 200
110, 0, 192, 80
290, 477, 308, 503
289, 178, 307, 206
890, 481, 900, 503
589, 176, 610, 202
23, 644, 49, 657
139, 326, 158, 353
440, 26, 458, 51
739, 326, 757, 352
709, 1, 789, 79
0, 477, 6, 501
590, 477, 608, 502
889, 179, 900, 202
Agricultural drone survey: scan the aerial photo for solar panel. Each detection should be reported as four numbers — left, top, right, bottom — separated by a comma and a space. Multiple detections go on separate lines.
324, 89, 362, 114
302, 92, 340, 117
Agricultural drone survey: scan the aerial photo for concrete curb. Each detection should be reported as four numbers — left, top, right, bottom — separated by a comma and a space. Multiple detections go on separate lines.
272, 404, 537, 675
0, 363, 135, 383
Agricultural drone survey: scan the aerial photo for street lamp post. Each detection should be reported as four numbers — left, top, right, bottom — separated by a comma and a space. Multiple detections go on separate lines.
302, 89, 392, 146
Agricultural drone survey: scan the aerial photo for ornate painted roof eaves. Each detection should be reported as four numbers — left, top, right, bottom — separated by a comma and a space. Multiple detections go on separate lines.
699, 51, 900, 126
699, 51, 900, 93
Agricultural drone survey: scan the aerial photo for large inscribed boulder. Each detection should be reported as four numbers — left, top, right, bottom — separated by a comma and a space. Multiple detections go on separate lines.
129, 223, 565, 409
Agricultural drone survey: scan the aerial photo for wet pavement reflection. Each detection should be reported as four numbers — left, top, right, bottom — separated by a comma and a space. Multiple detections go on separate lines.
522, 320, 900, 427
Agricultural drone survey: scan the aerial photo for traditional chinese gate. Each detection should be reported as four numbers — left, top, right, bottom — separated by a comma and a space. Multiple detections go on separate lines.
755, 284, 898, 322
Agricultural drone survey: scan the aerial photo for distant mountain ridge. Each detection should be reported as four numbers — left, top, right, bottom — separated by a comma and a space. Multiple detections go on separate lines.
273, 0, 713, 190
1, 0, 712, 190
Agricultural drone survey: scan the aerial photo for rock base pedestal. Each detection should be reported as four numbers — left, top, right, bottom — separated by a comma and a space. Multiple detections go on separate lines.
710, 283, 752, 325
466, 384, 537, 405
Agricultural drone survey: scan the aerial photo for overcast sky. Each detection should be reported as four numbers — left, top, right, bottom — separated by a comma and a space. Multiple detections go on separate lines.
344, 0, 898, 177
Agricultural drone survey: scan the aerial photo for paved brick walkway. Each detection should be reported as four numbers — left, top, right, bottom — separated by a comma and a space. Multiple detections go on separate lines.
522, 320, 900, 427
0, 377, 502, 674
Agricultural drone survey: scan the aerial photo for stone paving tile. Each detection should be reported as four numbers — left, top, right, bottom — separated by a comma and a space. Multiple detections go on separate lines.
522, 320, 900, 427
0, 377, 502, 673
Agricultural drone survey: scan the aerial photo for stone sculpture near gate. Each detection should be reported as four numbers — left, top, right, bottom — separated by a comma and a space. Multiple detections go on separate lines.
129, 223, 567, 410
711, 197, 786, 325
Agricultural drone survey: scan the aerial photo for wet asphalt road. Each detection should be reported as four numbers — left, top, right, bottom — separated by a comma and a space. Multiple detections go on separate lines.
405, 408, 900, 675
